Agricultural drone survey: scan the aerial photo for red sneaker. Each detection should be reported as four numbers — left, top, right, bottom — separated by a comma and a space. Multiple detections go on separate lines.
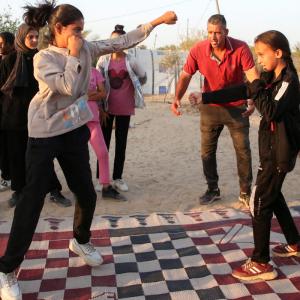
232, 259, 278, 281
272, 243, 300, 257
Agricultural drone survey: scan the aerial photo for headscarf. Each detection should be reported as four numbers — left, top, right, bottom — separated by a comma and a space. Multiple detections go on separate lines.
0, 31, 15, 57
1, 23, 38, 96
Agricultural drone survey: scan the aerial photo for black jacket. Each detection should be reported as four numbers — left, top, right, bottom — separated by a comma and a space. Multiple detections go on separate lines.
0, 51, 38, 130
202, 66, 300, 172
248, 67, 300, 172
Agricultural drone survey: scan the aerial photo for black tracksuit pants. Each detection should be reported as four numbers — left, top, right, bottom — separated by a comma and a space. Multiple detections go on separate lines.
251, 160, 300, 263
0, 126, 97, 273
97, 114, 130, 180
4, 130, 62, 193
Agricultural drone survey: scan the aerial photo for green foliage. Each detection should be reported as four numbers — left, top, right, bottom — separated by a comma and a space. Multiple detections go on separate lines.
158, 29, 207, 51
178, 29, 207, 51
159, 50, 182, 73
137, 45, 147, 49
0, 7, 20, 34
294, 43, 300, 58
158, 44, 178, 51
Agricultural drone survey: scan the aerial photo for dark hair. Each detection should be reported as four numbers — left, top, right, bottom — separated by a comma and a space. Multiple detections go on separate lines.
208, 14, 227, 28
23, 0, 84, 41
255, 30, 298, 76
0, 31, 15, 46
112, 25, 126, 36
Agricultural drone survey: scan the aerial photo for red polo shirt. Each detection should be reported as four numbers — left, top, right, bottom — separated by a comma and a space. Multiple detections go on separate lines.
183, 37, 255, 106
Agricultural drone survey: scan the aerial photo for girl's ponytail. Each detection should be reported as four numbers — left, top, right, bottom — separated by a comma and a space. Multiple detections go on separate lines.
23, 0, 56, 28
22, 1, 83, 43
285, 56, 298, 77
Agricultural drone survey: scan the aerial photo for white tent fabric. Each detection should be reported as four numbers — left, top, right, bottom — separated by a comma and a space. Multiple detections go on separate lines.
128, 48, 202, 95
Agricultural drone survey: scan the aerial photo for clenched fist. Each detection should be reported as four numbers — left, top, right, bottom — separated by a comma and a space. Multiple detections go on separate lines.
189, 92, 202, 106
68, 35, 83, 58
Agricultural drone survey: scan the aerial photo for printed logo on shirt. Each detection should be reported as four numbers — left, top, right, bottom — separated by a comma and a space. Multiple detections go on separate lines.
275, 81, 289, 101
63, 98, 89, 129
109, 69, 129, 89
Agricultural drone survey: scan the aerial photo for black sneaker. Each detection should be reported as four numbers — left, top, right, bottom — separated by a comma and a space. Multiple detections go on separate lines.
199, 188, 221, 205
102, 185, 127, 201
50, 190, 72, 207
239, 192, 250, 208
8, 191, 21, 208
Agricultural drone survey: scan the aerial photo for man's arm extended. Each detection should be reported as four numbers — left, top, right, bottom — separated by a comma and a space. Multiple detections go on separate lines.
171, 71, 192, 116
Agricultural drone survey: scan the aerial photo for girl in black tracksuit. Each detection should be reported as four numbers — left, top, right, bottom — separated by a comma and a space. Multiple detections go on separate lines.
192, 30, 300, 281
232, 30, 300, 281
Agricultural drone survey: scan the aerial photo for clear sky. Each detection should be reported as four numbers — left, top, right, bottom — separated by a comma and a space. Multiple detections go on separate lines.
1, 0, 299, 49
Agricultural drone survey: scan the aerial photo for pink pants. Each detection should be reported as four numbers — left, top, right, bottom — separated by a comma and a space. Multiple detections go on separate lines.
87, 121, 110, 185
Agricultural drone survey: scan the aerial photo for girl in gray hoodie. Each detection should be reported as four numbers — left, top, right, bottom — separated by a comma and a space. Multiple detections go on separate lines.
0, 1, 177, 299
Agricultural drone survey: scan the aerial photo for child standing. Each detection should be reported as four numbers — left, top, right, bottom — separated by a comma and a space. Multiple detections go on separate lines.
96, 25, 147, 192
232, 30, 300, 281
0, 1, 176, 299
188, 29, 300, 282
87, 67, 125, 200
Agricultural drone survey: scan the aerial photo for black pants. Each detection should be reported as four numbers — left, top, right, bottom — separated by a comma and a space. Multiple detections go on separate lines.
5, 130, 61, 193
251, 161, 300, 263
200, 104, 252, 193
0, 130, 10, 180
97, 114, 130, 180
0, 126, 97, 273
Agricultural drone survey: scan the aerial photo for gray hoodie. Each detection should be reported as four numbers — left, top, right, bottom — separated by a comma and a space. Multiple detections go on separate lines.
28, 23, 153, 138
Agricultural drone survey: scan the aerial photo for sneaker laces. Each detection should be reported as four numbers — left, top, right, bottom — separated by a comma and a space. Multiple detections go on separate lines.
242, 258, 256, 270
283, 243, 297, 252
51, 190, 64, 199
1, 272, 18, 288
82, 242, 96, 254
0, 179, 8, 186
107, 185, 119, 195
204, 189, 213, 196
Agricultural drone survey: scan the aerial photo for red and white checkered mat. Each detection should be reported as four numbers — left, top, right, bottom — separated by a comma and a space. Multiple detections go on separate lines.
0, 207, 300, 300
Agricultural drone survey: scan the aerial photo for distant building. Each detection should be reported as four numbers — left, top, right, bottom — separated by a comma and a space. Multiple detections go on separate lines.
128, 48, 202, 95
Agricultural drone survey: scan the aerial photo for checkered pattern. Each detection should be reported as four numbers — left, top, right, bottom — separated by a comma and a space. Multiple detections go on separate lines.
0, 207, 299, 299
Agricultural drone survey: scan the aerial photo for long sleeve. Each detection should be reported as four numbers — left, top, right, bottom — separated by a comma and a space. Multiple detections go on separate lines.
248, 75, 299, 122
96, 55, 106, 74
202, 84, 248, 104
34, 51, 81, 96
0, 52, 16, 96
130, 56, 147, 85
87, 23, 153, 61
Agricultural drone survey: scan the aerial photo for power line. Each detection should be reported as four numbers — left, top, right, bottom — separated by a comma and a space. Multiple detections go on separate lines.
192, 0, 213, 30
85, 0, 193, 24
199, 0, 213, 25
176, 0, 212, 41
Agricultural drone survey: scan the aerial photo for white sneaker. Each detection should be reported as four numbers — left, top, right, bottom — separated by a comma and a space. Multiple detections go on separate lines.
0, 271, 22, 300
0, 179, 11, 192
113, 179, 129, 192
69, 238, 103, 267
95, 183, 103, 192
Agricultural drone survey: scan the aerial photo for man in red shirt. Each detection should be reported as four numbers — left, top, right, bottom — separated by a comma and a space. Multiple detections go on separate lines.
172, 14, 259, 207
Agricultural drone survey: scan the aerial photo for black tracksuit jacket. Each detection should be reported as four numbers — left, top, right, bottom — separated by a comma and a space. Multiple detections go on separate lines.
202, 66, 300, 172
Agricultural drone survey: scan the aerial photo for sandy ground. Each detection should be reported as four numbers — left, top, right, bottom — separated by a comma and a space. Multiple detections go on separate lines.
0, 97, 299, 220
